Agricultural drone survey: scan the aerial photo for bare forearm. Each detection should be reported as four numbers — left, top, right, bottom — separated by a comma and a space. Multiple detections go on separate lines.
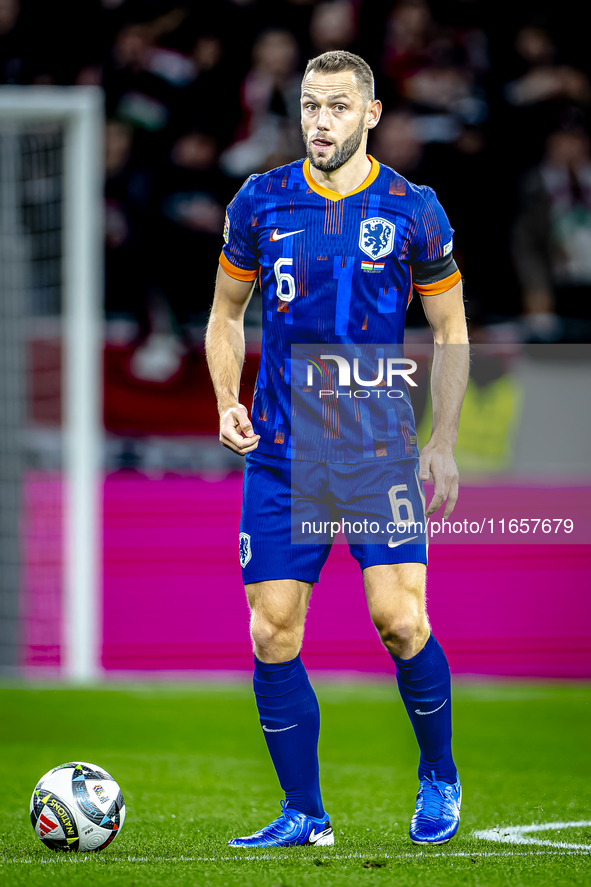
205, 267, 259, 455
205, 310, 245, 417
418, 276, 468, 517
429, 342, 470, 448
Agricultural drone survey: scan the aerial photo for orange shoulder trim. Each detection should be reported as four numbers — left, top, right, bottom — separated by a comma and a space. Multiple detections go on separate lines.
414, 269, 461, 296
219, 251, 258, 282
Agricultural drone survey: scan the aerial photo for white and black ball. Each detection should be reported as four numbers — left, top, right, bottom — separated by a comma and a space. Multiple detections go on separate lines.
30, 762, 125, 852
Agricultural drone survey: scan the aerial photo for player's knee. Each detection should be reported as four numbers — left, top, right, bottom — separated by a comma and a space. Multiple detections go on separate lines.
250, 618, 281, 651
250, 611, 303, 658
374, 611, 429, 655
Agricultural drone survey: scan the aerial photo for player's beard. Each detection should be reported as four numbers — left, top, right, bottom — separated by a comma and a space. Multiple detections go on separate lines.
304, 117, 366, 172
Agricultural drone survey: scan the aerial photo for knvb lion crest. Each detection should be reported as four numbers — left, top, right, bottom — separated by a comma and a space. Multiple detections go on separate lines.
359, 217, 395, 260
239, 532, 252, 568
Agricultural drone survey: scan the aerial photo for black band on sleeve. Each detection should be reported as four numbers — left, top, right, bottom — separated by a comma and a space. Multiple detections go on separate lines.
412, 253, 458, 285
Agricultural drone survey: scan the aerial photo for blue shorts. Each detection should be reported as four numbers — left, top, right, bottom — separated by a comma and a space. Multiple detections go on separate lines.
239, 452, 428, 585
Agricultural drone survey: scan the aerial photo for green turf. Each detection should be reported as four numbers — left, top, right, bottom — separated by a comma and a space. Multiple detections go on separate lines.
1, 679, 590, 886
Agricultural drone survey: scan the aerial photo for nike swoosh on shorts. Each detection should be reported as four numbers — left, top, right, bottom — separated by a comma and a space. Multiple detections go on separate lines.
387, 535, 418, 549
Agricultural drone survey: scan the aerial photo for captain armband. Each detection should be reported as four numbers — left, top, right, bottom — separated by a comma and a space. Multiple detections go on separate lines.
412, 253, 461, 296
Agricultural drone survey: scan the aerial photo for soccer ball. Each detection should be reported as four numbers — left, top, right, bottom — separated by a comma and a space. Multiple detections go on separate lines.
30, 761, 126, 852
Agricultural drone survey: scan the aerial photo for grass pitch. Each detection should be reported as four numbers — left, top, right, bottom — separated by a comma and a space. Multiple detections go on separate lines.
0, 679, 590, 886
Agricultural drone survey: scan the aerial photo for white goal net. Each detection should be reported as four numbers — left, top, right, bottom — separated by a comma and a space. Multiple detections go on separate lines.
0, 87, 103, 680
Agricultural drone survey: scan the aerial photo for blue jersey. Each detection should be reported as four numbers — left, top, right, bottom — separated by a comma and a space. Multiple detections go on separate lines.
220, 155, 460, 463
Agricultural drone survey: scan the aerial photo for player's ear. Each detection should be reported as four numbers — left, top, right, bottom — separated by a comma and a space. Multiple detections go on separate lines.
366, 99, 382, 130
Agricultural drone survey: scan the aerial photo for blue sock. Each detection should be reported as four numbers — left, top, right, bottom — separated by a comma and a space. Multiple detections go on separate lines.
253, 654, 324, 819
392, 634, 457, 784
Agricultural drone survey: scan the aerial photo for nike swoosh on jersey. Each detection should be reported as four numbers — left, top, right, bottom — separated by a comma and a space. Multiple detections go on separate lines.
387, 534, 418, 549
262, 723, 298, 733
270, 228, 305, 240
415, 699, 448, 716
308, 827, 333, 843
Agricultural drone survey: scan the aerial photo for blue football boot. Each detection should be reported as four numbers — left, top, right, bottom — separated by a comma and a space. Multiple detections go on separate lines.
409, 772, 462, 844
228, 800, 334, 848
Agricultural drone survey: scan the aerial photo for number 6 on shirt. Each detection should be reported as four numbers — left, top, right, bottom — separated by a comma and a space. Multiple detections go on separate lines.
274, 258, 296, 302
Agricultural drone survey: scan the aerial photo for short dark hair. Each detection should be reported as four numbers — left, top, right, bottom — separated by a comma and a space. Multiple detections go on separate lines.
303, 51, 375, 104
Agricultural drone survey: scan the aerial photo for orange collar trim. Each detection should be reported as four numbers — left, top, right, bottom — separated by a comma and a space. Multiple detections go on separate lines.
302, 155, 380, 202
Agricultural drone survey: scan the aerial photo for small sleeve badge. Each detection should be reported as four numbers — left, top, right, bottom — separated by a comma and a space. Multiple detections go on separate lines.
239, 532, 252, 568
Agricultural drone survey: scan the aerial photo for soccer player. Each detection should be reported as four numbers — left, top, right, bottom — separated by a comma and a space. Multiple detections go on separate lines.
205, 50, 469, 848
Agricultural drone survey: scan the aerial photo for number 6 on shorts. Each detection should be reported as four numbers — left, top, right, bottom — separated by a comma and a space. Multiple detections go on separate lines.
388, 484, 415, 526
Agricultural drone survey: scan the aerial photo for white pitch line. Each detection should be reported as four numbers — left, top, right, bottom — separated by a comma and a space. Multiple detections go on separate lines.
5, 825, 591, 867
4, 848, 591, 864
384, 850, 590, 859
473, 819, 591, 851
479, 820, 591, 834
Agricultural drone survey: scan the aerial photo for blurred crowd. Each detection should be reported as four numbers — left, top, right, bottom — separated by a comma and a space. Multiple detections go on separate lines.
2, 0, 591, 376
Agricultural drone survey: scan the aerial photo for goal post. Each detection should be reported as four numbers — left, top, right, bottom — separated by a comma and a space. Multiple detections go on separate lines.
0, 87, 104, 681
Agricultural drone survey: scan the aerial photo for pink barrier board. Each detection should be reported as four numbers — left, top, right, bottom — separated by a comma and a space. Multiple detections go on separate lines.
100, 475, 591, 678
21, 474, 63, 671
19, 473, 591, 677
